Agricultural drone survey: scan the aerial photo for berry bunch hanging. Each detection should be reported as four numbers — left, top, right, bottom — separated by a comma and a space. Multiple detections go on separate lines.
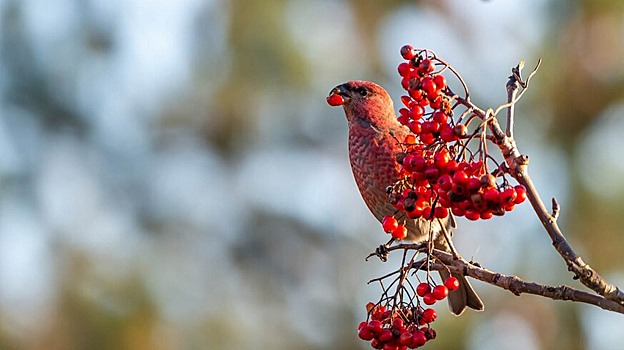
358, 275, 460, 349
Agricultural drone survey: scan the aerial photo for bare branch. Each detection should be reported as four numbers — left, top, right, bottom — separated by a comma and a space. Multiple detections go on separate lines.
377, 243, 624, 314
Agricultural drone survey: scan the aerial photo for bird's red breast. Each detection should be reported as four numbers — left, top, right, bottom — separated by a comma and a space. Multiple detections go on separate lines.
348, 118, 405, 223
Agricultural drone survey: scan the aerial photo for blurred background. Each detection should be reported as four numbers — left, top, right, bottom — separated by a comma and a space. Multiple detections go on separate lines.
1, 0, 624, 349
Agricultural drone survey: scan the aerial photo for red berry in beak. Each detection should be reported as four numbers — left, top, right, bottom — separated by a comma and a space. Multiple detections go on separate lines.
326, 94, 345, 106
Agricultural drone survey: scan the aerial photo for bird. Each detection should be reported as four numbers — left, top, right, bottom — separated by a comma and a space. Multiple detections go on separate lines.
328, 80, 484, 315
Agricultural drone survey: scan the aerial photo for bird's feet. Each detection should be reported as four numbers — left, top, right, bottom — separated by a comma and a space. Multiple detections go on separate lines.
366, 238, 395, 262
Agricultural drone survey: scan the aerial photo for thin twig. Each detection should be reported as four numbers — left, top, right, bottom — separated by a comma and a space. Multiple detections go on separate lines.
551, 197, 560, 221
505, 62, 521, 137
437, 218, 459, 259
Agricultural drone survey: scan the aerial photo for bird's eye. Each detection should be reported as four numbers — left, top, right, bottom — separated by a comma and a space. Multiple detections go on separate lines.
357, 87, 369, 97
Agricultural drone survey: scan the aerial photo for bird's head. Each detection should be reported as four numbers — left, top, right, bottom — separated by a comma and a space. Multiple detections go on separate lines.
327, 80, 395, 127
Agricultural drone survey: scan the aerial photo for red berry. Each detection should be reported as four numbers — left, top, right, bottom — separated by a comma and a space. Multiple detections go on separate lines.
419, 58, 436, 74
468, 160, 483, 174
382, 216, 399, 233
397, 114, 409, 126
451, 205, 465, 217
399, 331, 413, 346
437, 174, 453, 191
514, 185, 527, 204
500, 188, 517, 204
422, 206, 433, 219
444, 276, 460, 291
466, 177, 482, 192
379, 329, 394, 342
399, 107, 409, 117
408, 120, 422, 134
358, 326, 374, 341
445, 159, 458, 172
433, 74, 446, 89
421, 77, 436, 95
421, 308, 437, 323
439, 125, 456, 142
398, 62, 412, 77
429, 96, 442, 109
392, 318, 404, 331
464, 209, 480, 221
403, 135, 416, 145
423, 120, 441, 133
407, 207, 423, 219
409, 105, 425, 120
416, 282, 431, 297
451, 183, 466, 198
483, 188, 500, 203
504, 202, 515, 212
423, 293, 437, 305
470, 193, 484, 207
432, 111, 448, 124
424, 166, 439, 180
392, 225, 408, 240
453, 124, 468, 137
480, 174, 497, 188
424, 328, 436, 340
382, 344, 399, 350
432, 285, 449, 300
400, 45, 416, 60
368, 320, 383, 334
370, 339, 382, 349
412, 330, 427, 346
480, 211, 494, 220
453, 170, 469, 184
408, 154, 427, 172
404, 134, 417, 145
420, 132, 435, 145
434, 206, 449, 218
409, 88, 423, 100
400, 96, 412, 107
437, 195, 451, 208
401, 77, 410, 90
366, 301, 375, 312
416, 186, 430, 198
326, 94, 345, 106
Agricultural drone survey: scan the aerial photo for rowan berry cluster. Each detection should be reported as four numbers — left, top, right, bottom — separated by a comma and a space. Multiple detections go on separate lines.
396, 45, 455, 140
358, 304, 435, 349
381, 45, 527, 233
358, 276, 459, 349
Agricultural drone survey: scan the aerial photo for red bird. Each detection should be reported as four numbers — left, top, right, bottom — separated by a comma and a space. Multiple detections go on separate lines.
328, 80, 483, 315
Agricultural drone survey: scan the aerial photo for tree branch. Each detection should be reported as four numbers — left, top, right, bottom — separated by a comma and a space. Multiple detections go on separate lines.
378, 243, 624, 314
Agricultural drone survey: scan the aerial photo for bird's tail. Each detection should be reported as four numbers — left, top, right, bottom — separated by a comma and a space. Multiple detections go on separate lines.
439, 269, 484, 316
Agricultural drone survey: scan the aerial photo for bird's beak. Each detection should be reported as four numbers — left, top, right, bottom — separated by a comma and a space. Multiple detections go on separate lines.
329, 84, 351, 99
327, 83, 351, 107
